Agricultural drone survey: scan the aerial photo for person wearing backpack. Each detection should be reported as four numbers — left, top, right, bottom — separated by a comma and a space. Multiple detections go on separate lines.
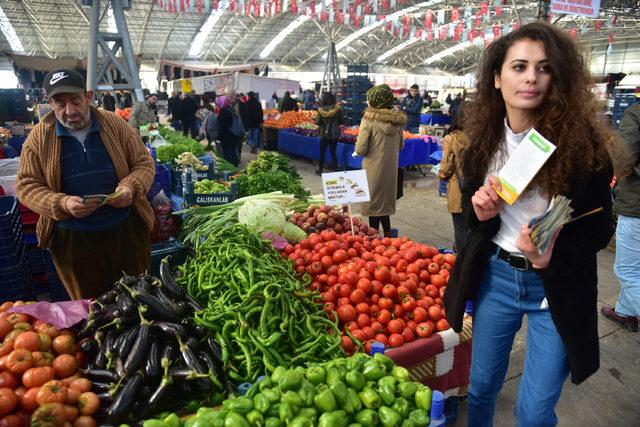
315, 92, 344, 175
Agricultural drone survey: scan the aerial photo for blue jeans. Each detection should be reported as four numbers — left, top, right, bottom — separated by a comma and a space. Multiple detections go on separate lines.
249, 128, 261, 149
468, 251, 569, 427
614, 215, 640, 317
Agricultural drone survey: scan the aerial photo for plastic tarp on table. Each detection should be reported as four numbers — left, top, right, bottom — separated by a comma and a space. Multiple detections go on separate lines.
386, 315, 472, 397
420, 113, 452, 126
277, 131, 440, 168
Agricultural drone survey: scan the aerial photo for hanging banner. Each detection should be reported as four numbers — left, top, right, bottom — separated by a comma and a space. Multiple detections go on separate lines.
550, 0, 600, 18
181, 79, 193, 93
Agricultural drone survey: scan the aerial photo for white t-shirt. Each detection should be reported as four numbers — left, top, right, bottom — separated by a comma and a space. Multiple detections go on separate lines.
488, 120, 549, 254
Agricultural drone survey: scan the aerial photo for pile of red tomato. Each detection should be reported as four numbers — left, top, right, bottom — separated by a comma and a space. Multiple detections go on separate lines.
281, 230, 455, 354
0, 302, 99, 427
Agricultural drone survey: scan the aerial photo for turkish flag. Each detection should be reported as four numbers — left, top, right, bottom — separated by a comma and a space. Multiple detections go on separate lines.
289, 0, 296, 14
451, 7, 459, 22
365, 3, 370, 15
425, 10, 433, 28
355, 16, 360, 27
475, 17, 481, 28
416, 28, 423, 39
337, 12, 344, 24
321, 11, 328, 21
427, 29, 433, 41
495, 6, 502, 17
311, 0, 316, 17
480, 2, 488, 15
493, 25, 501, 38
386, 20, 392, 31
381, 0, 388, 11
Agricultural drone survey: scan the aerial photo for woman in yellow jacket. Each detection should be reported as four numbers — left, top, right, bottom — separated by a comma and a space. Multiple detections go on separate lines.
439, 107, 469, 251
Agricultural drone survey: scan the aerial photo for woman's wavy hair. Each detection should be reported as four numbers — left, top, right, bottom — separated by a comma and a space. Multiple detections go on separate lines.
462, 22, 613, 196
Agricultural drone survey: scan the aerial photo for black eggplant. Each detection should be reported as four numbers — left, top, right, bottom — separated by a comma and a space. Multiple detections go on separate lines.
161, 343, 178, 367
144, 342, 161, 379
148, 374, 173, 411
107, 372, 143, 422
131, 291, 179, 321
117, 326, 139, 361
123, 323, 151, 374
205, 337, 224, 365
79, 338, 98, 354
159, 257, 186, 298
115, 357, 125, 379
154, 322, 188, 338
183, 294, 203, 312
178, 337, 206, 374
97, 391, 113, 406
97, 287, 120, 305
154, 287, 186, 317
91, 381, 113, 393
116, 293, 136, 316
85, 369, 119, 383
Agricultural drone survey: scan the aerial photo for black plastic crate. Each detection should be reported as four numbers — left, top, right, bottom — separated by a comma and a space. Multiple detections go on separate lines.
151, 239, 189, 277
0, 196, 18, 229
0, 265, 32, 303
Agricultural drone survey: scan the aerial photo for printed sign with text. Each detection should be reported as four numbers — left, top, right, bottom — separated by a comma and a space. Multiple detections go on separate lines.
322, 170, 371, 206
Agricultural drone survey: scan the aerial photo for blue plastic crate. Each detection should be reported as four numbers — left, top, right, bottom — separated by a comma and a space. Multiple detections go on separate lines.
24, 232, 37, 246
28, 248, 53, 275
0, 265, 32, 303
0, 215, 22, 249
0, 244, 26, 271
151, 238, 188, 277
0, 196, 18, 229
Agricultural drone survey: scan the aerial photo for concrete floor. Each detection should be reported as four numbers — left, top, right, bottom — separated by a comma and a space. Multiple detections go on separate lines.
239, 146, 640, 427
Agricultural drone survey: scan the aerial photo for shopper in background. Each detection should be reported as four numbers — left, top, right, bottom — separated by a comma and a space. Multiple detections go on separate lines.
443, 23, 615, 426
422, 90, 433, 108
216, 95, 244, 167
280, 91, 299, 113
400, 84, 423, 134
101, 91, 116, 112
439, 104, 469, 252
228, 90, 249, 162
355, 84, 406, 236
315, 92, 344, 175
179, 91, 199, 138
245, 91, 264, 154
602, 102, 640, 332
168, 91, 181, 129
302, 90, 316, 110
129, 93, 158, 134
16, 68, 154, 300
446, 93, 463, 117
122, 92, 133, 109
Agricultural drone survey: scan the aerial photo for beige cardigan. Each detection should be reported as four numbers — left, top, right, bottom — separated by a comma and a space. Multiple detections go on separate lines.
16, 106, 155, 247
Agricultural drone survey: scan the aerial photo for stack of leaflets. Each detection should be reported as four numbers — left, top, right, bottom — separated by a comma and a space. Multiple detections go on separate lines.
528, 196, 574, 254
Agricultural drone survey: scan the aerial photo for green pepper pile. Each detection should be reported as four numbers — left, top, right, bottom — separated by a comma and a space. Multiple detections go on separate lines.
193, 179, 229, 194
169, 353, 432, 427
178, 224, 343, 384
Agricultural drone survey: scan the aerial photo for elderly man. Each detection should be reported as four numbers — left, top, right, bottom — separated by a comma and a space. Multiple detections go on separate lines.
16, 68, 155, 299
129, 93, 158, 134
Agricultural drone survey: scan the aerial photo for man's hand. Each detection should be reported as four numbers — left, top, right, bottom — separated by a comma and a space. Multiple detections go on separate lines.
516, 225, 562, 269
471, 175, 504, 221
61, 196, 99, 219
108, 185, 134, 208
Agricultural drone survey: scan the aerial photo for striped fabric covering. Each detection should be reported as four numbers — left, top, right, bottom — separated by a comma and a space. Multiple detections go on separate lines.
386, 315, 473, 397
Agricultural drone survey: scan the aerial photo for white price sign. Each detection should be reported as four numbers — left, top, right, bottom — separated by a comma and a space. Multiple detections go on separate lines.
321, 170, 371, 206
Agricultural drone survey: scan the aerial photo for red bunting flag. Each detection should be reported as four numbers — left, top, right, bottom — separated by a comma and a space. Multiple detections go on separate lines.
475, 16, 481, 27
480, 2, 488, 15
393, 27, 399, 38
355, 16, 360, 27
337, 12, 344, 24
439, 26, 447, 41
213, 0, 219, 10
244, 2, 251, 15
365, 3, 370, 15
495, 6, 502, 16
451, 7, 459, 22
289, 0, 296, 14
608, 33, 614, 45
468, 29, 475, 42
416, 28, 423, 39
381, 0, 388, 11
425, 10, 433, 29
320, 10, 328, 21
311, 0, 316, 17
569, 28, 577, 38
386, 20, 392, 31
197, 0, 203, 13
493, 25, 501, 38
180, 0, 185, 12
594, 20, 602, 32
229, 0, 235, 12
404, 15, 410, 28
427, 29, 433, 41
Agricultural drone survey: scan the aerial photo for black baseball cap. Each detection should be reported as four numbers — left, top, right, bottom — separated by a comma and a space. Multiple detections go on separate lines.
43, 68, 86, 98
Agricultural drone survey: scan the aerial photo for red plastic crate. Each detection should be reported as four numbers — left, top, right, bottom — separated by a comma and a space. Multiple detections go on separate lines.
20, 211, 39, 225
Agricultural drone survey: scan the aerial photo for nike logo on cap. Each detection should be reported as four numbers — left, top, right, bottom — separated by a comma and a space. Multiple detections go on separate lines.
49, 72, 68, 85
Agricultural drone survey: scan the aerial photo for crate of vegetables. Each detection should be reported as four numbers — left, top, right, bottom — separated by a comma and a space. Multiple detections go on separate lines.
184, 180, 238, 207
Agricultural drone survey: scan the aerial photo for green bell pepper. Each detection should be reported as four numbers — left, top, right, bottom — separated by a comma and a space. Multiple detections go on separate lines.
314, 387, 337, 412
259, 376, 273, 392
298, 380, 316, 407
253, 393, 271, 414
265, 403, 280, 418
246, 410, 264, 427
262, 388, 282, 404
397, 382, 418, 400
305, 366, 326, 386
392, 397, 410, 419
278, 401, 298, 423
414, 388, 432, 411
358, 387, 381, 410
408, 409, 430, 426
391, 366, 411, 382
330, 381, 349, 407
288, 416, 313, 427
362, 360, 386, 381
264, 417, 283, 427
346, 354, 364, 371
377, 376, 397, 406
318, 410, 348, 427
349, 424, 364, 427
378, 406, 402, 427
373, 353, 395, 371
224, 411, 251, 427
297, 407, 318, 421
271, 366, 287, 384
401, 420, 416, 427
348, 388, 363, 413
281, 390, 303, 408
279, 369, 303, 392
346, 370, 366, 391
142, 421, 166, 427
355, 408, 379, 427
223, 397, 254, 415
194, 409, 226, 427
162, 414, 180, 427
326, 368, 344, 386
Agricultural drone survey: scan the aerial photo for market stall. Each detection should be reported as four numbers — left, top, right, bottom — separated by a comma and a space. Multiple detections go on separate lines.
420, 113, 451, 126
276, 129, 441, 168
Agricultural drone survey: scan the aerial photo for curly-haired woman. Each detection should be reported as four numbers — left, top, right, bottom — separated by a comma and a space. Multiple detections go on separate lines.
443, 23, 615, 426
